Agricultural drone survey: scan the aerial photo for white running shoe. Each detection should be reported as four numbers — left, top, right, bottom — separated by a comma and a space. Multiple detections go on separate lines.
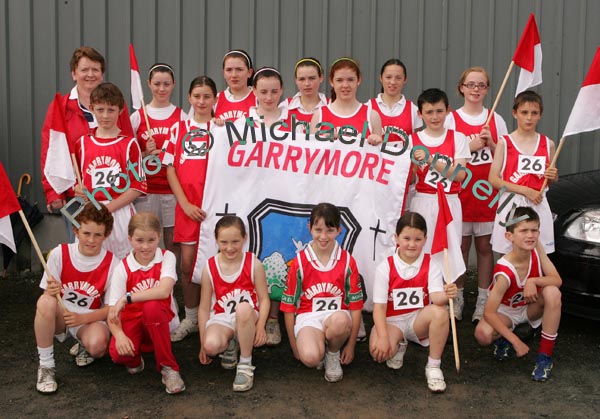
265, 318, 281, 346
453, 292, 464, 321
69, 342, 80, 356
386, 340, 408, 370
324, 351, 343, 382
36, 366, 57, 394
472, 297, 487, 324
425, 365, 446, 393
233, 363, 256, 392
170, 318, 199, 342
126, 357, 145, 375
75, 345, 94, 367
220, 337, 239, 370
161, 366, 186, 394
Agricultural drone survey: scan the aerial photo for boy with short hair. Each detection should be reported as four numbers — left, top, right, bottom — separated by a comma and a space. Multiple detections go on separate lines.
474, 206, 562, 382
35, 203, 120, 393
74, 82, 146, 259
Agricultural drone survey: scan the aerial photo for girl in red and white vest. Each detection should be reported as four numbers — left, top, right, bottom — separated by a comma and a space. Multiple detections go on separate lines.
370, 212, 457, 393
198, 216, 270, 392
107, 212, 185, 394
283, 57, 329, 128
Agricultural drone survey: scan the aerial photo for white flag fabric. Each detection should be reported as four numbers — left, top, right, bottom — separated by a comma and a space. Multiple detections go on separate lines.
514, 14, 543, 96
192, 124, 413, 311
129, 44, 143, 110
43, 94, 76, 194
563, 46, 600, 137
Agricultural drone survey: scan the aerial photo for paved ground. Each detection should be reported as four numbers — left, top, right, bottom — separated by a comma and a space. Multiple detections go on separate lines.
1, 272, 599, 419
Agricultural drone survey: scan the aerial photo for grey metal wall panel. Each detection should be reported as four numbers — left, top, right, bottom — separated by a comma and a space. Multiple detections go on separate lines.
1, 0, 600, 206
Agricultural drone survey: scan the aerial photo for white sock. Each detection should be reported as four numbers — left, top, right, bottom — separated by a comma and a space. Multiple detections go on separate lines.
38, 345, 55, 369
427, 356, 441, 368
239, 356, 252, 365
184, 306, 199, 324
477, 287, 488, 301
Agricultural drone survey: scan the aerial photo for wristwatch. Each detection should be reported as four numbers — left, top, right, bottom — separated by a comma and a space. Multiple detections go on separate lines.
126, 292, 133, 304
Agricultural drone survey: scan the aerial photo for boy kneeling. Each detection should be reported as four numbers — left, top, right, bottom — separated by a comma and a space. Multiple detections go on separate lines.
475, 207, 562, 381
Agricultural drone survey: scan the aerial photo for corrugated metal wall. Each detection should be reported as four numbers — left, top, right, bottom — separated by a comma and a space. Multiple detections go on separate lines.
1, 0, 600, 206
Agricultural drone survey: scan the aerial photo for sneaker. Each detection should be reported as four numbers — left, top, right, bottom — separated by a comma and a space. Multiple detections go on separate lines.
316, 357, 325, 370
36, 366, 58, 394
453, 292, 464, 321
233, 363, 256, 392
531, 353, 553, 382
324, 351, 343, 382
126, 357, 145, 375
425, 365, 446, 393
75, 345, 94, 367
493, 337, 513, 361
265, 318, 281, 346
69, 342, 80, 356
170, 318, 199, 342
386, 340, 408, 370
471, 297, 486, 324
161, 366, 186, 394
220, 337, 239, 370
356, 316, 367, 342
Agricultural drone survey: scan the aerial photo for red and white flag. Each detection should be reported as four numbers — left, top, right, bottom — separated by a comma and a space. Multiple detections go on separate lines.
130, 44, 143, 110
431, 183, 464, 282
513, 14, 542, 96
563, 47, 600, 137
43, 93, 76, 194
0, 162, 21, 253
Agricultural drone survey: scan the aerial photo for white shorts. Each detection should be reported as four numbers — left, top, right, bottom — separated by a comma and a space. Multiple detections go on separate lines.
491, 193, 554, 254
206, 310, 258, 332
497, 304, 542, 330
387, 310, 429, 347
462, 221, 493, 237
102, 202, 135, 260
294, 310, 351, 338
410, 192, 466, 278
134, 194, 176, 228
55, 321, 108, 343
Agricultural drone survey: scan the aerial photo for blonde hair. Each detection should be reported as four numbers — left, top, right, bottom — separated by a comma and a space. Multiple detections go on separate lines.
128, 212, 162, 236
457, 66, 489, 97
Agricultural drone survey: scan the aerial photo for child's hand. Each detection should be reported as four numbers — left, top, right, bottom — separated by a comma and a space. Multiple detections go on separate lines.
182, 202, 206, 222
63, 311, 85, 327
212, 117, 226, 127
289, 340, 300, 360
146, 138, 157, 154
198, 347, 212, 365
444, 283, 458, 299
366, 134, 383, 146
469, 134, 486, 152
413, 148, 428, 164
45, 276, 61, 297
108, 298, 126, 324
341, 341, 356, 365
115, 333, 135, 357
370, 337, 392, 363
524, 187, 543, 205
544, 167, 558, 182
46, 199, 65, 213
523, 279, 539, 303
513, 339, 529, 357
480, 125, 492, 146
73, 185, 88, 201
254, 327, 267, 348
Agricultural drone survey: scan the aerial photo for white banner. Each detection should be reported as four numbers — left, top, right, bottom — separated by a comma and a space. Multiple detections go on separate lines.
193, 123, 413, 311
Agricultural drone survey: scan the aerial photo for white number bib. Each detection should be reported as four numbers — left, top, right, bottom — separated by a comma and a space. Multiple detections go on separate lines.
470, 147, 492, 166
312, 296, 341, 312
518, 155, 545, 175
91, 167, 119, 188
424, 169, 451, 192
63, 290, 93, 311
392, 287, 424, 310
224, 292, 253, 315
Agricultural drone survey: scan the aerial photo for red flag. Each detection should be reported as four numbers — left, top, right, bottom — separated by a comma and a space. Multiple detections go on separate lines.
563, 47, 600, 137
513, 14, 542, 95
0, 162, 20, 253
431, 182, 453, 254
130, 44, 143, 110
43, 93, 76, 194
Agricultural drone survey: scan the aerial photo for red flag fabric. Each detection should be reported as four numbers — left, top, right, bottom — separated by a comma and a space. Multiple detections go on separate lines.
43, 93, 76, 194
513, 14, 542, 95
130, 44, 143, 110
431, 182, 453, 254
563, 47, 600, 137
0, 162, 20, 253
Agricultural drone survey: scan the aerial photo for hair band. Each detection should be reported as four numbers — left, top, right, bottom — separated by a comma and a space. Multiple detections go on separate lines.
148, 64, 174, 79
223, 50, 252, 67
252, 67, 281, 81
294, 58, 322, 72
330, 57, 359, 68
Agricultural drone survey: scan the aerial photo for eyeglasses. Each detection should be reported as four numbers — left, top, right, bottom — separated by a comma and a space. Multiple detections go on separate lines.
462, 82, 489, 90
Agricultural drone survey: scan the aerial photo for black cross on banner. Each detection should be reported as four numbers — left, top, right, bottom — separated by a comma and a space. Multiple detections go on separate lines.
216, 203, 236, 217
369, 219, 386, 261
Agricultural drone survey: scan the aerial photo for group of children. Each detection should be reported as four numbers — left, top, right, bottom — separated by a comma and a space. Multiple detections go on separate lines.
34, 46, 563, 396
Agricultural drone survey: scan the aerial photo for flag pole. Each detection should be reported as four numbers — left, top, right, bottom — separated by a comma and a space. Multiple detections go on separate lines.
539, 136, 566, 192
17, 210, 66, 311
485, 61, 515, 126
70, 153, 83, 190
444, 248, 461, 373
